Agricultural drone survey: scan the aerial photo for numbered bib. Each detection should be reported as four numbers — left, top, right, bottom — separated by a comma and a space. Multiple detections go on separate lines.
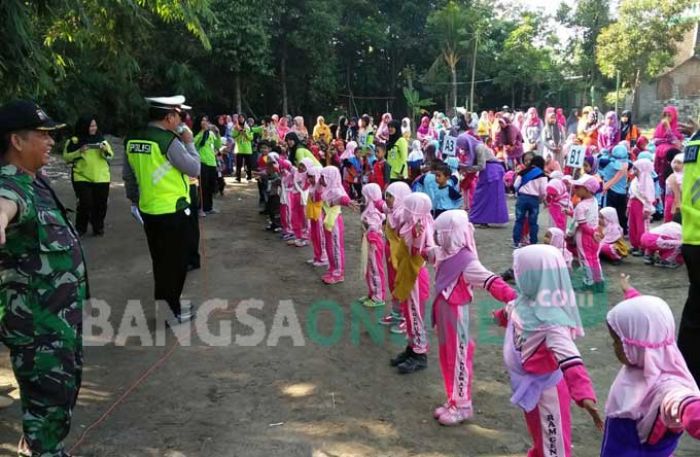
565, 145, 586, 169
443, 135, 457, 156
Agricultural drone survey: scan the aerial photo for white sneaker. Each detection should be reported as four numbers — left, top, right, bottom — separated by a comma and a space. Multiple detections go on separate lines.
294, 239, 308, 247
312, 260, 328, 267
206, 208, 220, 215
306, 259, 316, 264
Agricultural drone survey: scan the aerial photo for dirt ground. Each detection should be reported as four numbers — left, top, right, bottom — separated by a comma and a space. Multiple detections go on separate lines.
1, 142, 700, 457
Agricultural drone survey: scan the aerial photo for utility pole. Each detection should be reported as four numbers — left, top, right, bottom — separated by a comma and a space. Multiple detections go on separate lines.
615, 70, 621, 112
470, 29, 479, 112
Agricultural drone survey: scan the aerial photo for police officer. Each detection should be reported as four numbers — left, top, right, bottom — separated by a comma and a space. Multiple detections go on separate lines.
679, 118, 700, 383
0, 100, 87, 456
123, 96, 200, 323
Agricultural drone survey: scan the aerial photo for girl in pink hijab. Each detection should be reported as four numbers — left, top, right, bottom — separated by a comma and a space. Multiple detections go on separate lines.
628, 159, 656, 255
556, 108, 566, 128
277, 116, 290, 141
389, 192, 433, 374
602, 275, 700, 456
416, 115, 431, 142
319, 166, 355, 284
359, 183, 386, 308
653, 106, 684, 194
544, 227, 573, 269
493, 245, 602, 457
598, 111, 621, 151
545, 178, 572, 231
640, 218, 683, 268
599, 207, 628, 264
305, 164, 327, 267
569, 175, 604, 287
425, 210, 516, 425
376, 112, 392, 143
380, 181, 412, 332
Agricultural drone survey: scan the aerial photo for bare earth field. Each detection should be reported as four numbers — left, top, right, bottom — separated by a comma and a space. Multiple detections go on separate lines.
1, 143, 699, 457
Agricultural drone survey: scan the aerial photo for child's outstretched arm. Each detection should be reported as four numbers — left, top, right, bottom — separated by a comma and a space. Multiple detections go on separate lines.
619, 273, 641, 299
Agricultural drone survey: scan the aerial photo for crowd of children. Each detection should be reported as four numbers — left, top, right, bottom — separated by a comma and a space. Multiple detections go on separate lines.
232, 105, 700, 456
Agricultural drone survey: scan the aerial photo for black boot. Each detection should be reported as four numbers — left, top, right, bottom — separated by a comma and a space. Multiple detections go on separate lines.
397, 352, 428, 374
390, 346, 413, 367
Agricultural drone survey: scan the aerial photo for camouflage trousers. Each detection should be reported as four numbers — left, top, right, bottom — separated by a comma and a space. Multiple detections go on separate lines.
9, 339, 83, 457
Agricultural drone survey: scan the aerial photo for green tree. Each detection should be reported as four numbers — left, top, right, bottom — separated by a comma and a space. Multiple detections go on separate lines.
596, 0, 694, 115
426, 1, 472, 110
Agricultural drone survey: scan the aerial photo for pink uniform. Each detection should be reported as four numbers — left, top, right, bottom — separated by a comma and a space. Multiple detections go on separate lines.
546, 178, 571, 232
599, 207, 626, 261
571, 196, 603, 284
640, 222, 683, 264
306, 166, 327, 264
496, 245, 597, 457
361, 184, 386, 302
279, 160, 293, 235
396, 193, 434, 355
628, 159, 655, 251
430, 211, 516, 417
383, 182, 413, 317
320, 166, 351, 283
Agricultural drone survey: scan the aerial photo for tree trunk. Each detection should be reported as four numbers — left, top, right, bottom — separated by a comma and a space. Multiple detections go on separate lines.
511, 85, 515, 108
281, 55, 288, 116
235, 73, 242, 114
450, 65, 457, 111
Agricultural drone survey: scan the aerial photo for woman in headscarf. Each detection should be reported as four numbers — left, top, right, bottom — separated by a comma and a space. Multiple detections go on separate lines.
494, 245, 602, 457
277, 116, 290, 141
458, 132, 509, 226
285, 132, 320, 167
577, 106, 593, 140
653, 106, 684, 195
542, 108, 566, 168
494, 116, 524, 170
522, 107, 543, 154
425, 210, 516, 425
312, 116, 332, 144
376, 112, 393, 143
291, 116, 309, 141
582, 109, 600, 146
602, 280, 700, 455
401, 117, 412, 139
477, 111, 491, 140
417, 115, 431, 142
598, 111, 621, 151
556, 108, 566, 128
602, 143, 630, 234
386, 119, 408, 182
62, 115, 114, 236
619, 110, 640, 147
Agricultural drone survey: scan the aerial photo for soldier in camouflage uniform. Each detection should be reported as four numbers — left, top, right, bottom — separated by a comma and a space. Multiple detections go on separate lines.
0, 101, 87, 457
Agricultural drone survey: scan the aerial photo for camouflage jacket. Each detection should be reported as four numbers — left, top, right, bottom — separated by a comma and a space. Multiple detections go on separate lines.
0, 164, 87, 348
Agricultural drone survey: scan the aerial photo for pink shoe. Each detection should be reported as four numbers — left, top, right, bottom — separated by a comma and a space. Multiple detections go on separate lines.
323, 275, 344, 285
433, 401, 451, 419
438, 405, 473, 426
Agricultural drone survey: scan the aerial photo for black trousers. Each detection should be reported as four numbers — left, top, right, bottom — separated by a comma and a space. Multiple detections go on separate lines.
187, 184, 201, 269
267, 194, 281, 228
605, 190, 628, 235
235, 154, 253, 181
200, 164, 217, 212
141, 209, 190, 316
72, 181, 109, 234
679, 244, 700, 384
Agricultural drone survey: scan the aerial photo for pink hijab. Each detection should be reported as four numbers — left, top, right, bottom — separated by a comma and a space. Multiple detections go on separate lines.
306, 165, 322, 194
320, 166, 347, 203
526, 107, 541, 127
433, 210, 477, 266
417, 116, 430, 136
361, 183, 385, 229
277, 117, 290, 140
546, 227, 573, 268
398, 192, 434, 252
546, 178, 570, 209
606, 295, 699, 441
341, 141, 358, 160
600, 207, 623, 244
654, 106, 680, 141
556, 108, 566, 127
385, 181, 412, 229
377, 113, 392, 140
633, 158, 656, 206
